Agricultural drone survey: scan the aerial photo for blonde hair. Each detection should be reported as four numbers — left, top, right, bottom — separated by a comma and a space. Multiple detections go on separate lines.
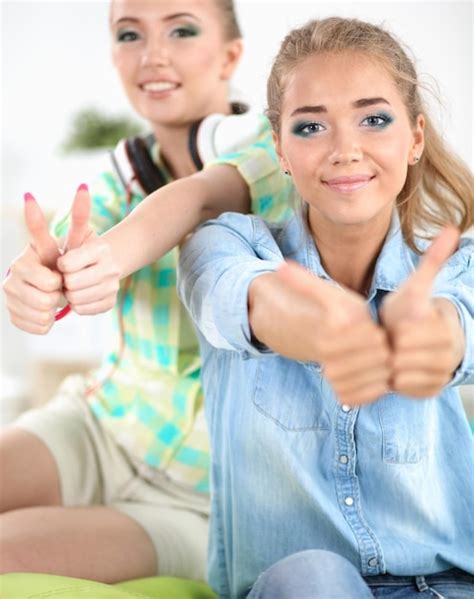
266, 18, 473, 251
217, 0, 241, 40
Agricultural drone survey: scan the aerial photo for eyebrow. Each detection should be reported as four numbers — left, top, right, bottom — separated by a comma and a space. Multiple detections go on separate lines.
114, 13, 200, 26
290, 97, 390, 116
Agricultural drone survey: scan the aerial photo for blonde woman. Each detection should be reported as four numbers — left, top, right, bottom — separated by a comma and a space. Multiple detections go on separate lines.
178, 17, 473, 599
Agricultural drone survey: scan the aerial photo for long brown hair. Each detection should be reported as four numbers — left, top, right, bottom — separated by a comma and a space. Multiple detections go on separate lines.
266, 18, 473, 251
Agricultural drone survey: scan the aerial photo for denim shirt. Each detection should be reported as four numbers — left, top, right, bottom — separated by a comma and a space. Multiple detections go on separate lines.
178, 212, 474, 599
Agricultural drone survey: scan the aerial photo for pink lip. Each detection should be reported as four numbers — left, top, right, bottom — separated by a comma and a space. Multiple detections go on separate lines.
324, 174, 374, 193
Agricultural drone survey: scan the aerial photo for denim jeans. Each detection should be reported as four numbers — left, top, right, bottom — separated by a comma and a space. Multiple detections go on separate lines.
246, 550, 474, 599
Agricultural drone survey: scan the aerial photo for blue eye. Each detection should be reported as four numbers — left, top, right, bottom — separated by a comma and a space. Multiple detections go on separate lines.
170, 26, 200, 38
361, 113, 394, 129
292, 121, 325, 137
116, 29, 141, 43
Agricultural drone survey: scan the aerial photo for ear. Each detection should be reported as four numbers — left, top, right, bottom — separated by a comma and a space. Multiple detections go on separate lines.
220, 38, 244, 80
272, 130, 290, 173
410, 113, 425, 163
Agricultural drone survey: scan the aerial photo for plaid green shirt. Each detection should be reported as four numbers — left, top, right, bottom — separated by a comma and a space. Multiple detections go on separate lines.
54, 115, 293, 493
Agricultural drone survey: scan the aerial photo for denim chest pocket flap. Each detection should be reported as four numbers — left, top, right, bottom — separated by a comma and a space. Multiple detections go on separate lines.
252, 356, 330, 431
378, 393, 430, 464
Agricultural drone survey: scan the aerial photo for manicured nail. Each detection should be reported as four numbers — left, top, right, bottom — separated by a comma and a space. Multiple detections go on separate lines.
24, 192, 35, 202
77, 183, 88, 192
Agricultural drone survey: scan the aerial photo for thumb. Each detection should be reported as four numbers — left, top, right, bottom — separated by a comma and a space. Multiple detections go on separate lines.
405, 225, 460, 297
64, 183, 92, 251
24, 192, 60, 269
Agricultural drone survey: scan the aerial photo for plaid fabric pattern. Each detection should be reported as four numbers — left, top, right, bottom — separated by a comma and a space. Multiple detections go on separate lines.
53, 115, 293, 493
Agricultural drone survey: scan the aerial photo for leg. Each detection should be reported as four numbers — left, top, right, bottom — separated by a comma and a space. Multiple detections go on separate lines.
247, 549, 373, 599
0, 427, 61, 512
0, 505, 156, 582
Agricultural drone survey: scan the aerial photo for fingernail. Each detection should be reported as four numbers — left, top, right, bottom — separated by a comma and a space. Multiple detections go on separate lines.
77, 183, 88, 192
24, 192, 35, 202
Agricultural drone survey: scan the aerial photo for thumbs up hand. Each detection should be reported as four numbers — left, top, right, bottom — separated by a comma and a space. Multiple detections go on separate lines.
250, 261, 391, 407
3, 193, 63, 334
380, 226, 464, 397
57, 186, 121, 316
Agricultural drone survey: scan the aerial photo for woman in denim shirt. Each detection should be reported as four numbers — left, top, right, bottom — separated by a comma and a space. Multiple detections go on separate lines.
179, 17, 474, 599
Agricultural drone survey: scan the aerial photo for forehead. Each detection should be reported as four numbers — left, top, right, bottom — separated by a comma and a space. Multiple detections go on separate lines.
282, 51, 404, 113
110, 0, 219, 22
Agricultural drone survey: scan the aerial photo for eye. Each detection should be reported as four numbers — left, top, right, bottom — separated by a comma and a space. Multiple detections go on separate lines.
170, 26, 199, 38
360, 113, 393, 128
116, 29, 141, 43
293, 121, 326, 137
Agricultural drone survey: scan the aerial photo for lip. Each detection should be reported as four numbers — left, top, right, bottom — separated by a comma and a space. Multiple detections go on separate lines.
323, 174, 375, 193
139, 79, 181, 96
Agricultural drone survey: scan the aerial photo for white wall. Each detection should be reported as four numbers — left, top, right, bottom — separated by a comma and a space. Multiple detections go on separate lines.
1, 1, 472, 397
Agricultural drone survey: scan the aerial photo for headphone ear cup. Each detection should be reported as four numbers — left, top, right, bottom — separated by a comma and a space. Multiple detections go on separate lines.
125, 137, 168, 194
191, 113, 226, 167
194, 112, 265, 166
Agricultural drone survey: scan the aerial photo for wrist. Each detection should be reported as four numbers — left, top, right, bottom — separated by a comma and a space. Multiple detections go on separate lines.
433, 298, 465, 374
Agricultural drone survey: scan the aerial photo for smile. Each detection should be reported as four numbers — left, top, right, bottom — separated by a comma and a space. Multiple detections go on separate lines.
140, 81, 180, 93
323, 175, 375, 194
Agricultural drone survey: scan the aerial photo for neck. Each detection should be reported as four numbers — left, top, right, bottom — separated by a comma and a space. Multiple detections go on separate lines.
152, 97, 233, 180
307, 207, 393, 296
152, 124, 197, 180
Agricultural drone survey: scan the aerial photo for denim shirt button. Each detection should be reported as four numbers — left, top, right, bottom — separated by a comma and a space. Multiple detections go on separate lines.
341, 404, 351, 413
368, 557, 378, 567
339, 455, 349, 464
344, 496, 354, 506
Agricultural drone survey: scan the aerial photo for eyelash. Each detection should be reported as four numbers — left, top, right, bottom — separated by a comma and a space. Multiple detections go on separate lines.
293, 112, 394, 137
170, 26, 199, 38
116, 25, 199, 44
116, 29, 141, 43
360, 113, 393, 128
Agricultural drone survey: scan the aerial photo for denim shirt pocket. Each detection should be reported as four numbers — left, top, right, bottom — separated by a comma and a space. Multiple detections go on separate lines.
378, 393, 428, 464
252, 357, 330, 431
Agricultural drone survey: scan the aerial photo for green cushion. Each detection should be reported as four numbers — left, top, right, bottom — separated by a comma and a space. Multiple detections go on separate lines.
0, 573, 217, 598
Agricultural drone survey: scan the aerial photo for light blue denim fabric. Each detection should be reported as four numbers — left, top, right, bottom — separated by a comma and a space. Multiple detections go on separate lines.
178, 212, 474, 599
247, 550, 474, 599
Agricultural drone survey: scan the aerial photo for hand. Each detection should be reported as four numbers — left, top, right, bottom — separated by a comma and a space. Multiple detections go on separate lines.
3, 186, 92, 333
252, 261, 391, 406
380, 226, 462, 397
57, 191, 121, 315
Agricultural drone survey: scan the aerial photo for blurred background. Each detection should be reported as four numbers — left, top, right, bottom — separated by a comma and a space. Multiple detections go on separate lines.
1, 0, 473, 424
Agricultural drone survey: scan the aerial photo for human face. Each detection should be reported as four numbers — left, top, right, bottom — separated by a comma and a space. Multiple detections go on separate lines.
275, 52, 424, 233
110, 0, 242, 128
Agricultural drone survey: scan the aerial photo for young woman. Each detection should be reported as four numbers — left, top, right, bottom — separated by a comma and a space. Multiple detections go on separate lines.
178, 17, 474, 599
1, 0, 291, 583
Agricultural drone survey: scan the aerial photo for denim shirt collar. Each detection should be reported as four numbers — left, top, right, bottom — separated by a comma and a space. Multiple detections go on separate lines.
285, 209, 417, 296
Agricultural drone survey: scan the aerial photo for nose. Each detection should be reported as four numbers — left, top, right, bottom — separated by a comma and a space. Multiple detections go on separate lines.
328, 129, 362, 165
141, 37, 170, 68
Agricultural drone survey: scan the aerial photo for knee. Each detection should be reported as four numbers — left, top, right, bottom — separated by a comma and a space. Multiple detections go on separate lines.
251, 550, 370, 599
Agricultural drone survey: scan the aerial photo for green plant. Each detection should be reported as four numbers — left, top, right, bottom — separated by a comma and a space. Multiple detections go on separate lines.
62, 107, 144, 152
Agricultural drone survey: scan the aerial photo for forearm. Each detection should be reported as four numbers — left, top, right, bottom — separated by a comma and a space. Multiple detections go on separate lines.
248, 272, 320, 362
103, 166, 249, 279
433, 297, 466, 374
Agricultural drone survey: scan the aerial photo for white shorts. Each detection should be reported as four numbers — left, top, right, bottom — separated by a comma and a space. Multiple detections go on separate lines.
14, 375, 210, 580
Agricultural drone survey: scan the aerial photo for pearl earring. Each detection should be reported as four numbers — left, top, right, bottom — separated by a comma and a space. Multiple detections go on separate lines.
413, 156, 420, 164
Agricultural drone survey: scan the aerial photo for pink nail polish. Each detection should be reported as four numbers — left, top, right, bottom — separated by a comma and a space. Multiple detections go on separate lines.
24, 192, 35, 202
77, 183, 88, 192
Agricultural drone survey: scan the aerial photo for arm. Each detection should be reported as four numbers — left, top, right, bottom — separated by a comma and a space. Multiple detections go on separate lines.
179, 214, 390, 406
56, 165, 249, 314
103, 164, 249, 278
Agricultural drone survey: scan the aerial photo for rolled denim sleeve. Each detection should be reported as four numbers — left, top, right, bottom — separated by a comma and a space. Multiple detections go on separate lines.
433, 238, 474, 385
178, 212, 284, 355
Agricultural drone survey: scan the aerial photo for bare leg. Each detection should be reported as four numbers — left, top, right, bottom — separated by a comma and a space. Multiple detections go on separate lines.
0, 505, 156, 582
0, 428, 156, 581
0, 427, 61, 512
